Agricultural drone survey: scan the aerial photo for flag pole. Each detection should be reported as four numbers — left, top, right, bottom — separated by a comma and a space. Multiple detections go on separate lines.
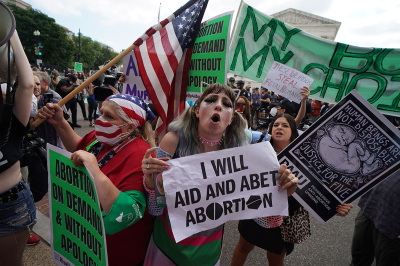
32, 43, 136, 128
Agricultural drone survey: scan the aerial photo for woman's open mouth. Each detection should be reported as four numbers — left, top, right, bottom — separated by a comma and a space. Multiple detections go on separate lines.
211, 114, 220, 123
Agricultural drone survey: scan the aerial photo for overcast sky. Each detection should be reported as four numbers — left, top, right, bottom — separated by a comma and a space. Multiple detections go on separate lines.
23, 0, 400, 53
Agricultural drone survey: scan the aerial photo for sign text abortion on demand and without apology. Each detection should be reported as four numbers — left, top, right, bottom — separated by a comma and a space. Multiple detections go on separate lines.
48, 145, 107, 266
186, 12, 232, 102
162, 142, 288, 242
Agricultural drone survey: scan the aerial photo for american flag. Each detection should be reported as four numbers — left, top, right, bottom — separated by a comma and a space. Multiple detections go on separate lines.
133, 0, 209, 140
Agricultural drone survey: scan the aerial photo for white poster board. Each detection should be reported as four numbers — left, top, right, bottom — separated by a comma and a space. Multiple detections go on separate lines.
162, 142, 289, 242
262, 61, 313, 103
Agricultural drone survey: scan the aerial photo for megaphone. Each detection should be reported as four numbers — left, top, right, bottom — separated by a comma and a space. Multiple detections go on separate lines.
0, 2, 17, 84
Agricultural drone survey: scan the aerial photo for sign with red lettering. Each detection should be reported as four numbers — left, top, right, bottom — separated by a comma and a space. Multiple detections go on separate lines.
262, 61, 313, 103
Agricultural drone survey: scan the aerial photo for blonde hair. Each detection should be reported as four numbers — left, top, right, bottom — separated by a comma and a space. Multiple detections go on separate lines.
102, 100, 155, 147
169, 83, 248, 157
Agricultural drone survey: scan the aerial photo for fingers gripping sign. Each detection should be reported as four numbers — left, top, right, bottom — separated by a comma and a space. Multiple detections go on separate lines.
142, 147, 170, 189
277, 164, 299, 196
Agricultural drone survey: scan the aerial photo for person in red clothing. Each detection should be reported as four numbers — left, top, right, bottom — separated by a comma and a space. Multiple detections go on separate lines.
310, 99, 322, 122
39, 94, 156, 265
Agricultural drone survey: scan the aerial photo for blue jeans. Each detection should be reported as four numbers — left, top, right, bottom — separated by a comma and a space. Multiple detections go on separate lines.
87, 96, 98, 122
0, 181, 37, 236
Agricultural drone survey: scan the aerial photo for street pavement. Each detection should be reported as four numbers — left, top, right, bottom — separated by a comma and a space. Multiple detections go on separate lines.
23, 108, 362, 265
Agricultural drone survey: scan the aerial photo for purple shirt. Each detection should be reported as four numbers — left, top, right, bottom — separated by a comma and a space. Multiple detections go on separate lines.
251, 92, 261, 106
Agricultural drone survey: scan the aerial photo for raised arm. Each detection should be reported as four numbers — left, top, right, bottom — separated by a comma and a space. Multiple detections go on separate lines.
38, 103, 81, 152
295, 86, 310, 127
10, 31, 34, 125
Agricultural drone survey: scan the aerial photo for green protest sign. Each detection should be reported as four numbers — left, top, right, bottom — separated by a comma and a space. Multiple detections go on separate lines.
74, 62, 83, 73
229, 2, 400, 116
186, 12, 233, 102
47, 145, 107, 266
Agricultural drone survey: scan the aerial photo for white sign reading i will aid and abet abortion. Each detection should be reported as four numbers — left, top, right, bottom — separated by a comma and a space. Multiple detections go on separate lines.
262, 61, 313, 103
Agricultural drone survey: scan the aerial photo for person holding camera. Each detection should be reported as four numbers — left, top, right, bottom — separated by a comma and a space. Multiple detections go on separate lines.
0, 29, 37, 265
56, 74, 80, 128
27, 72, 66, 204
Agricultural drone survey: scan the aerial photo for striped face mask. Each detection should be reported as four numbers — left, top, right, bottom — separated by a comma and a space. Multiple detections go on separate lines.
94, 116, 130, 146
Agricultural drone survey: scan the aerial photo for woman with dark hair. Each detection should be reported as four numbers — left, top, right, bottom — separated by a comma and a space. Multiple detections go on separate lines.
141, 83, 299, 265
231, 113, 353, 266
236, 96, 252, 129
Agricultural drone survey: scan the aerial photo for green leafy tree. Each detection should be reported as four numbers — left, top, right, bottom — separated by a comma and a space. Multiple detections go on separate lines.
8, 3, 75, 66
72, 34, 120, 70
8, 3, 120, 71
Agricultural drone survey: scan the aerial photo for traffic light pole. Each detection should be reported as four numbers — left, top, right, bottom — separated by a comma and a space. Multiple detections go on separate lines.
78, 28, 81, 62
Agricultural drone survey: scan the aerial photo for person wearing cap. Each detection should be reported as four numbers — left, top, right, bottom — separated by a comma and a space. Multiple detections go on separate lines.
237, 80, 251, 100
55, 74, 80, 127
39, 94, 156, 265
228, 76, 236, 89
260, 87, 271, 110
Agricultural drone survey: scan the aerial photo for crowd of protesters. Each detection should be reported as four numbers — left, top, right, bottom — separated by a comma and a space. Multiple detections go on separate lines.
1, 32, 399, 266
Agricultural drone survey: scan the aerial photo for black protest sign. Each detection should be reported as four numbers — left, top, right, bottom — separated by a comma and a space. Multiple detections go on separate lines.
279, 90, 400, 223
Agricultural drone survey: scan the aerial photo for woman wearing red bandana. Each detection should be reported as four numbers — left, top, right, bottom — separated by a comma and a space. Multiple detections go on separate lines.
39, 94, 156, 265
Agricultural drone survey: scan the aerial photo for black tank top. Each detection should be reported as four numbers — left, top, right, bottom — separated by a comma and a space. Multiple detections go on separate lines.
0, 114, 27, 173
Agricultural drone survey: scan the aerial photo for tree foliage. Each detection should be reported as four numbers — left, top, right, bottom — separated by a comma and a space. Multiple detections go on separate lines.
7, 3, 119, 71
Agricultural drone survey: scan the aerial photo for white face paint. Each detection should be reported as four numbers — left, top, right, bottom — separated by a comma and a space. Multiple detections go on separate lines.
197, 92, 234, 136
201, 93, 233, 113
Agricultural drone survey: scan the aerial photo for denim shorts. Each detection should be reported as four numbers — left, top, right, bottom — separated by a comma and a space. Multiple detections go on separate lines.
0, 181, 37, 236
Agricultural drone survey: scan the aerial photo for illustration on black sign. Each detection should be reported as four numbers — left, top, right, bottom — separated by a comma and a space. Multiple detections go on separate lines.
318, 123, 382, 176
291, 101, 400, 202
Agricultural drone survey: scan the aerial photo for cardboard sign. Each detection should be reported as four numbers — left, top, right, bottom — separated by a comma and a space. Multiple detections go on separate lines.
162, 142, 288, 242
262, 61, 313, 103
74, 62, 83, 73
279, 90, 400, 223
47, 145, 108, 266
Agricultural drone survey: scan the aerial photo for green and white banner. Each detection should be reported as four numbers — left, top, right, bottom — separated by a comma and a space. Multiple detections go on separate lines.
47, 144, 108, 266
229, 2, 400, 116
186, 11, 233, 102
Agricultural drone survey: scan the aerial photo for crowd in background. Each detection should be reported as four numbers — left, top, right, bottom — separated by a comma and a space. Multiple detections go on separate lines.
1, 39, 399, 265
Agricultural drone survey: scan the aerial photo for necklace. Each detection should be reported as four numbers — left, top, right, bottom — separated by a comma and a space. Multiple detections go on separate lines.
198, 135, 222, 146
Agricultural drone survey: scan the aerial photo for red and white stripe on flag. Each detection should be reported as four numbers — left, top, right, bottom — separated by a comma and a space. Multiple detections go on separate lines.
135, 22, 182, 137
133, 0, 208, 141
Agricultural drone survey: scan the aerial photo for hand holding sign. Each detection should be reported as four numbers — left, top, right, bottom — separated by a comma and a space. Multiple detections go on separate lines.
336, 203, 353, 216
277, 164, 299, 196
142, 147, 170, 189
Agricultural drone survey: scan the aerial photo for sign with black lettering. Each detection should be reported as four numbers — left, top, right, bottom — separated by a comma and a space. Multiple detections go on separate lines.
186, 11, 233, 102
47, 145, 108, 266
279, 90, 400, 223
162, 142, 288, 242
